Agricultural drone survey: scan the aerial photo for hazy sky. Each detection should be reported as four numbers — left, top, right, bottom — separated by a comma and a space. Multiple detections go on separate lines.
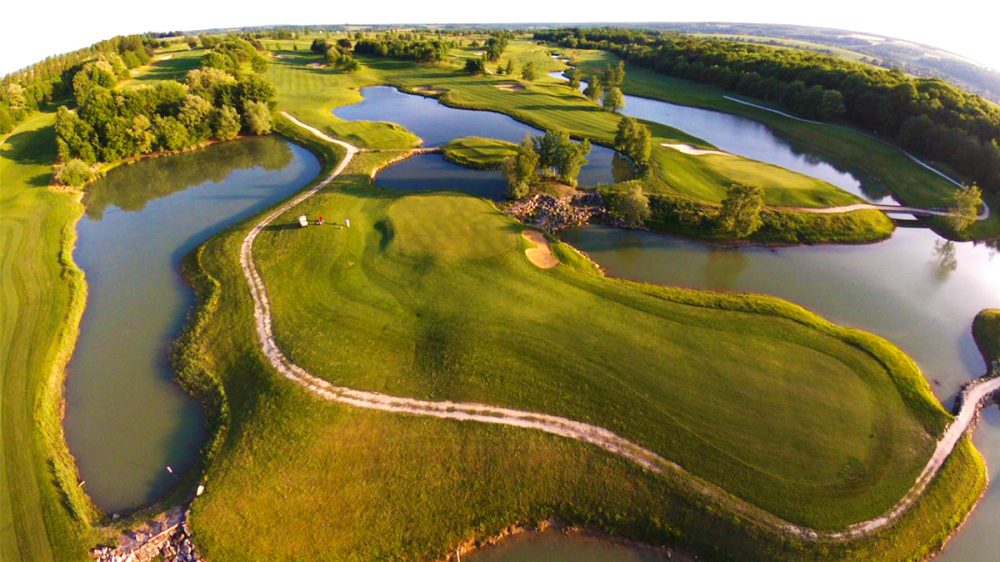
2, 0, 997, 75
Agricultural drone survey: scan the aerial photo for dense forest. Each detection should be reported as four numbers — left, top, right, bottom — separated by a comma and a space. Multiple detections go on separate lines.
0, 35, 155, 133
54, 37, 276, 185
536, 28, 1000, 198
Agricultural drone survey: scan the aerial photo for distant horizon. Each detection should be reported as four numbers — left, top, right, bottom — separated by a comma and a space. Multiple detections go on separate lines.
2, 0, 999, 77
3, 21, 997, 76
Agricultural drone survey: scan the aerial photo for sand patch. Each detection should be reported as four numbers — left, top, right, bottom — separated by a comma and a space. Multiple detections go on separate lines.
661, 143, 728, 156
307, 62, 327, 68
522, 230, 559, 269
412, 85, 448, 95
494, 82, 526, 92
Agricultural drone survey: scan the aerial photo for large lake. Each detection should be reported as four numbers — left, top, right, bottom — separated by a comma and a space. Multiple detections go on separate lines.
66, 136, 321, 513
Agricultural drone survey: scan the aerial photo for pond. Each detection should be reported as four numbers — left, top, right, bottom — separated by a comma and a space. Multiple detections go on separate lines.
547, 70, 895, 204
65, 136, 321, 514
334, 85, 633, 195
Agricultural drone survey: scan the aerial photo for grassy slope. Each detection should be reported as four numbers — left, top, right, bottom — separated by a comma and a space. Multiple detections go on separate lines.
186, 135, 985, 561
442, 136, 517, 169
972, 309, 1000, 365
120, 45, 204, 88
268, 40, 860, 208
567, 49, 1000, 238
0, 113, 92, 561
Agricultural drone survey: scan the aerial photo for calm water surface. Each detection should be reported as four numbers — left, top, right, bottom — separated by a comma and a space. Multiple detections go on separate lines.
66, 136, 321, 513
335, 85, 632, 192
547, 70, 894, 204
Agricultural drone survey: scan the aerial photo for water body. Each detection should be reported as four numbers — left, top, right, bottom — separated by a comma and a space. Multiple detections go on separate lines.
563, 225, 1000, 561
466, 531, 685, 562
66, 136, 321, 513
334, 85, 633, 192
547, 71, 894, 204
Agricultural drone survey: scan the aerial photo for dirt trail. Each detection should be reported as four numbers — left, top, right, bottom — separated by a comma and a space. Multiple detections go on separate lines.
239, 112, 1000, 541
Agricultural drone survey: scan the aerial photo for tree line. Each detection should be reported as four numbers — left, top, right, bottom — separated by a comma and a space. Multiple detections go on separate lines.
54, 37, 277, 186
354, 34, 454, 62
535, 28, 1000, 200
1, 35, 154, 134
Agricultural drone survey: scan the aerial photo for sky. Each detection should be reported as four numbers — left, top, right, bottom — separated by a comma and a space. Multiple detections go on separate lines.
2, 0, 997, 75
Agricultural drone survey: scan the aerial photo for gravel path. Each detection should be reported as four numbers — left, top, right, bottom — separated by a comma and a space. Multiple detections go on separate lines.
238, 112, 1000, 541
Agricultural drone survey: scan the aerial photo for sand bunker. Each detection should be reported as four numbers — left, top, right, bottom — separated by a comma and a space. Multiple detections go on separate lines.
522, 230, 559, 269
494, 82, 527, 92
661, 143, 728, 156
306, 62, 327, 68
412, 85, 448, 95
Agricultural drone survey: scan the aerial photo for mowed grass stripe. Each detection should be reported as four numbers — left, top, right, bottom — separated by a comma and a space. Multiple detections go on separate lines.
1, 113, 92, 561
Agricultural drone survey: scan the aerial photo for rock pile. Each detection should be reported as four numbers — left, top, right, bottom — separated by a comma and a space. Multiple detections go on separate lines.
503, 192, 603, 232
91, 507, 202, 562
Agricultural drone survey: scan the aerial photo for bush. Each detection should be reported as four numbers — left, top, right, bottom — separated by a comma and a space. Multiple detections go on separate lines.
54, 159, 96, 187
243, 101, 272, 135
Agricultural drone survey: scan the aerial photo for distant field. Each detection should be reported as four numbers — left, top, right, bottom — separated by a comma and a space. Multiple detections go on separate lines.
689, 33, 877, 63
121, 47, 204, 88
266, 40, 860, 208
566, 48, 1000, 238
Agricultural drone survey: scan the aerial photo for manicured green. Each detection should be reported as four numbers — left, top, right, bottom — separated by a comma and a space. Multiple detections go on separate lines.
183, 133, 984, 561
254, 153, 940, 530
0, 112, 94, 561
972, 309, 1000, 365
121, 47, 205, 88
442, 136, 517, 169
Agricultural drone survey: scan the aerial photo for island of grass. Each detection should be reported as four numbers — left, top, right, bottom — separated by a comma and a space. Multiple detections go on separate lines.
175, 123, 987, 561
442, 136, 517, 169
973, 309, 1000, 366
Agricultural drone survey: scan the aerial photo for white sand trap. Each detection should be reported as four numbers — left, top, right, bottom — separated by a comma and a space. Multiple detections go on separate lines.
494, 82, 526, 92
661, 143, 728, 156
306, 62, 327, 68
522, 230, 559, 269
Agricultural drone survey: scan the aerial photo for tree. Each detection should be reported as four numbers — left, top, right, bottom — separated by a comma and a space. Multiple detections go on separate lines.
464, 57, 486, 75
613, 116, 651, 171
521, 62, 537, 81
583, 74, 603, 103
567, 71, 581, 90
213, 105, 241, 140
717, 184, 765, 239
153, 115, 190, 151
606, 183, 650, 227
818, 90, 846, 120
178, 94, 214, 142
243, 100, 272, 135
948, 184, 983, 232
54, 159, 96, 187
503, 135, 539, 198
504, 59, 515, 76
603, 87, 624, 112
556, 138, 590, 186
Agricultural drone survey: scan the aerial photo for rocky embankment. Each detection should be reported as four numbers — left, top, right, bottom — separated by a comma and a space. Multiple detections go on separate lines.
92, 507, 202, 562
502, 192, 605, 231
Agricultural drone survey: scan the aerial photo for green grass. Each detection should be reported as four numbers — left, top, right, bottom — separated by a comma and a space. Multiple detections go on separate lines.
0, 112, 94, 561
121, 48, 204, 88
251, 152, 944, 529
182, 134, 984, 561
442, 136, 517, 169
565, 49, 1000, 239
972, 309, 1000, 365
266, 41, 859, 209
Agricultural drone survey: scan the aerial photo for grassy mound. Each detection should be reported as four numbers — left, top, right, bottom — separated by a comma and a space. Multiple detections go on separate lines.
972, 309, 1000, 365
442, 136, 518, 170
